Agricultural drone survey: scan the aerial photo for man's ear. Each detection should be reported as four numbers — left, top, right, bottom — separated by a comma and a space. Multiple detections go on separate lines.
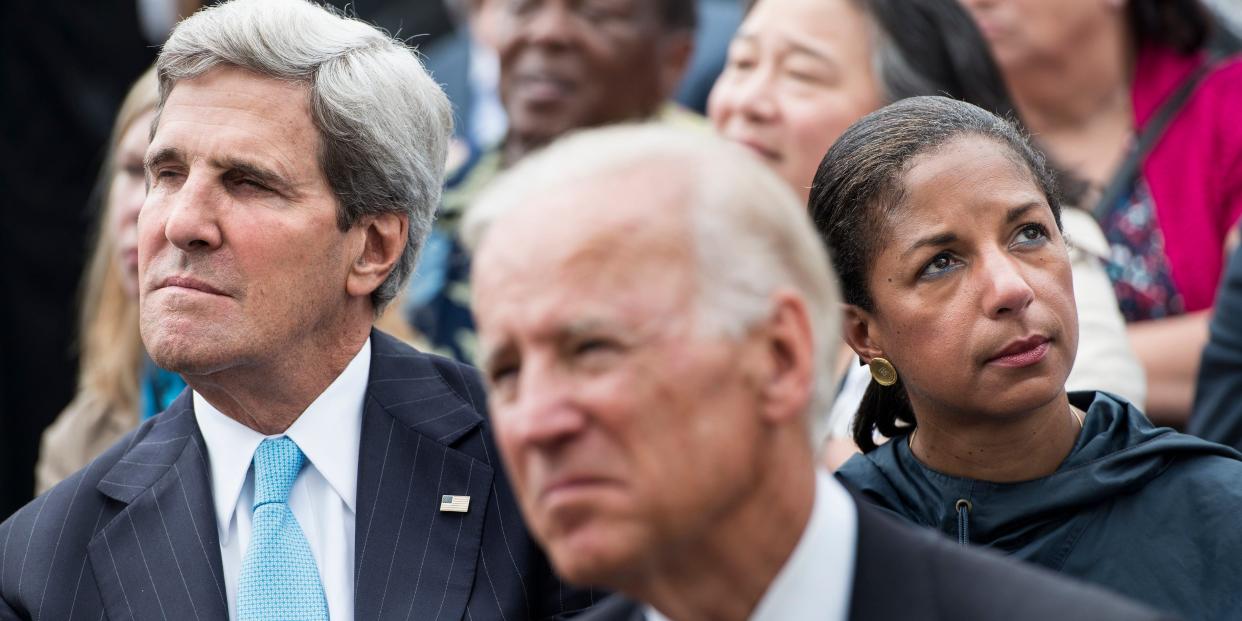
346, 212, 408, 300
842, 304, 885, 364
756, 290, 816, 426
658, 31, 695, 101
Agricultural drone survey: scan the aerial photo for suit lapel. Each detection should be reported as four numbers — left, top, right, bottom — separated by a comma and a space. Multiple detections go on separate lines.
87, 393, 229, 621
355, 333, 495, 621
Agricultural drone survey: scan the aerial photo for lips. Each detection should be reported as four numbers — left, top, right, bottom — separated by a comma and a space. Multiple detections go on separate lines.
158, 275, 228, 297
538, 475, 620, 505
736, 138, 781, 162
512, 72, 576, 106
987, 335, 1050, 368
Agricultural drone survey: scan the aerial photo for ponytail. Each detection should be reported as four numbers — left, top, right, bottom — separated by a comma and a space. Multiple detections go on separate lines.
851, 375, 916, 453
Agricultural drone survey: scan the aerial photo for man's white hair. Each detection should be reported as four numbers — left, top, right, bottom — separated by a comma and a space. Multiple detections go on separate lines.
464, 125, 843, 447
155, 0, 453, 312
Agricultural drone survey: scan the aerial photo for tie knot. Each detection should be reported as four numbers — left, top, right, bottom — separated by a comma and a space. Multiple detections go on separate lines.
252, 436, 305, 508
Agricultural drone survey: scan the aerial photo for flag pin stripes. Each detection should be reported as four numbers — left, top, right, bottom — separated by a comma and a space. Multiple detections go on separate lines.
440, 495, 470, 513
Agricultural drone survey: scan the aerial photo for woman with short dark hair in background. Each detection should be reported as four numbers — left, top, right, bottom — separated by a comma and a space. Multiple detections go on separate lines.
822, 95, 1242, 621
959, 0, 1242, 426
707, 0, 1144, 466
36, 67, 186, 493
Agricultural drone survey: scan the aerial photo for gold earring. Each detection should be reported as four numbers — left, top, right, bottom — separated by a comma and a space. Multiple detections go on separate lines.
869, 357, 898, 386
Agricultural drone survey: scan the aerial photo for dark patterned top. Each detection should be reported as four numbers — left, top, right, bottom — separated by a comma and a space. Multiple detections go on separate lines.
1099, 178, 1186, 321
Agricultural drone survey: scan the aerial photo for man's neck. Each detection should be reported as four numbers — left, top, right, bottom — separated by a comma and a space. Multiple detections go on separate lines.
185, 323, 371, 435
629, 451, 817, 621
909, 391, 1080, 483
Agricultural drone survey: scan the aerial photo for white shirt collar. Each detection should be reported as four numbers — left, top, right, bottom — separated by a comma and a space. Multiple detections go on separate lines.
195, 338, 371, 544
647, 470, 857, 621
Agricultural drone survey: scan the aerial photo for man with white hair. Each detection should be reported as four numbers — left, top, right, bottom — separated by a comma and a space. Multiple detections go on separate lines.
465, 125, 1170, 621
0, 1, 592, 619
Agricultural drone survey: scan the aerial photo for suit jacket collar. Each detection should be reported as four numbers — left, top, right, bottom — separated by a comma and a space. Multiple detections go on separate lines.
91, 391, 230, 620
90, 331, 494, 621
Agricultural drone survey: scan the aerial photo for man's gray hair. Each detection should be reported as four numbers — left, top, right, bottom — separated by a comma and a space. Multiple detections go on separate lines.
463, 126, 843, 448
155, 0, 453, 312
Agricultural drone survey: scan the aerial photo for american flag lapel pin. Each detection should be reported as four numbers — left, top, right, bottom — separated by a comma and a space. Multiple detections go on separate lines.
440, 494, 470, 513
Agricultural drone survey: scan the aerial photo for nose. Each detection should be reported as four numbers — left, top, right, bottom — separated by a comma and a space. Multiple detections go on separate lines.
157, 171, 223, 253
500, 360, 588, 451
979, 249, 1034, 319
715, 65, 778, 125
520, 2, 576, 50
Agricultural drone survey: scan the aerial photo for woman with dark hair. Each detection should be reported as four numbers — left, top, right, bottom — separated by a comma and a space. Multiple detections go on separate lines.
960, 0, 1242, 426
708, 0, 1144, 466
823, 95, 1242, 620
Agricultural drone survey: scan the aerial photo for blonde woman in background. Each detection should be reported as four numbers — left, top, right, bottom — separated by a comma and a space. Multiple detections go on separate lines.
35, 67, 186, 493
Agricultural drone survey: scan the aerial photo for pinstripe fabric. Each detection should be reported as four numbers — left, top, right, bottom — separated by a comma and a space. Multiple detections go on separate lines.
0, 330, 596, 621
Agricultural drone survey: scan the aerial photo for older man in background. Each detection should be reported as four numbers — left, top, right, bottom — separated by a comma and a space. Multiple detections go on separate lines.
464, 125, 1170, 621
404, 0, 700, 363
0, 1, 592, 619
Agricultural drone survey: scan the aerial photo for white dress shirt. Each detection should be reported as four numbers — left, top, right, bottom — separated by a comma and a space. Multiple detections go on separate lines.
196, 338, 370, 621
647, 470, 858, 621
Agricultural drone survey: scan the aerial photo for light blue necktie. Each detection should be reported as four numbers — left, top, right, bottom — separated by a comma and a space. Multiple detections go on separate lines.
237, 437, 329, 620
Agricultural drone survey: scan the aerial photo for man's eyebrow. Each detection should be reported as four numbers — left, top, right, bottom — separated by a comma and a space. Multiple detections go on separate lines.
901, 232, 958, 260
144, 146, 183, 171
216, 157, 294, 193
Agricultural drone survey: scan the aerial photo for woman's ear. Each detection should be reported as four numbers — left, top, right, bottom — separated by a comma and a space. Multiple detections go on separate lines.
842, 303, 885, 363
346, 212, 408, 300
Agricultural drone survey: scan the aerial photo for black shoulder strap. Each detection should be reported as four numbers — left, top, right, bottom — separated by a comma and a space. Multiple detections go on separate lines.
1091, 53, 1222, 217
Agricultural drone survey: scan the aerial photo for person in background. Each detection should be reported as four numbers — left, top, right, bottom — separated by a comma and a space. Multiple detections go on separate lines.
708, 0, 1143, 466
823, 96, 1242, 621
464, 124, 1167, 621
422, 0, 509, 151
959, 0, 1242, 426
403, 0, 698, 363
35, 66, 186, 495
422, 0, 737, 152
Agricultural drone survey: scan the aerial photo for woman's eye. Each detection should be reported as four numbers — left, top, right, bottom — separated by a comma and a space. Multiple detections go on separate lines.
726, 53, 756, 72
1014, 223, 1050, 245
920, 252, 959, 278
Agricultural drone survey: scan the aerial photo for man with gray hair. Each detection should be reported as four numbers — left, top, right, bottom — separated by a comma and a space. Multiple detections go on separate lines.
465, 125, 1170, 621
0, 1, 592, 619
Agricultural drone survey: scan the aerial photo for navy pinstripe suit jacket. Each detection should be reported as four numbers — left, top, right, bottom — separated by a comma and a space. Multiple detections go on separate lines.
0, 330, 595, 620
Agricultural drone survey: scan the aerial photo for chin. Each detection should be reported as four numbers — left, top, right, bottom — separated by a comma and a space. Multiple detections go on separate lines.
989, 376, 1067, 416
142, 322, 239, 376
543, 521, 649, 590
